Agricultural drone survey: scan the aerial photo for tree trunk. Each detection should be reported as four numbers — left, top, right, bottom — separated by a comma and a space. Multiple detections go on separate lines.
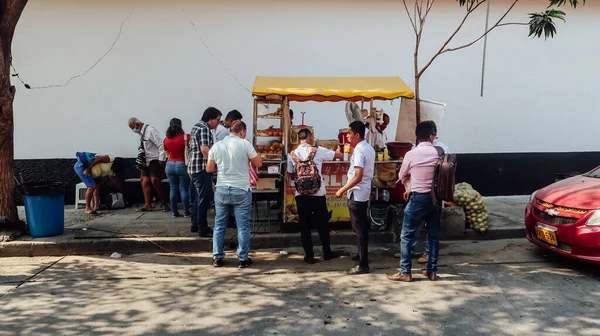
0, 0, 28, 230
413, 26, 421, 125
414, 75, 421, 125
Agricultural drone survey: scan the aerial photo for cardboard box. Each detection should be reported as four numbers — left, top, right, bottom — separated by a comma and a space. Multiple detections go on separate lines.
255, 177, 277, 190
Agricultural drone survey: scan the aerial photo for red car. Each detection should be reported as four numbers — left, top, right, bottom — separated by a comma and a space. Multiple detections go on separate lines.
525, 167, 600, 264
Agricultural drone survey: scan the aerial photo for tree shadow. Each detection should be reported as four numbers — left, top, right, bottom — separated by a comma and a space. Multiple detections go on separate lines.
1, 247, 599, 335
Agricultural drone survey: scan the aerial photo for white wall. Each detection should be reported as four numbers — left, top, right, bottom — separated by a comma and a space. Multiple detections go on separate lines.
12, 0, 600, 159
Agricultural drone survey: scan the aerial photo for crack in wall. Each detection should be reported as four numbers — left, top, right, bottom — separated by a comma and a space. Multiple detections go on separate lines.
14, 0, 136, 90
179, 3, 252, 95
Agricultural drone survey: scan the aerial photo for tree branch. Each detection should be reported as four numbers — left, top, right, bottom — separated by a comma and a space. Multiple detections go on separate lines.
413, 0, 419, 30
441, 0, 520, 54
425, 0, 436, 17
417, 0, 486, 77
403, 0, 418, 35
497, 22, 528, 27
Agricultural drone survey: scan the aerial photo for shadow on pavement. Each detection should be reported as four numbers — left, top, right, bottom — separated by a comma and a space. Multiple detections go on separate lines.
1, 242, 599, 335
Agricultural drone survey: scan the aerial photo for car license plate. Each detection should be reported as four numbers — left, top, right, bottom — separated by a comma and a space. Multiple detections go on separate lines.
535, 225, 558, 246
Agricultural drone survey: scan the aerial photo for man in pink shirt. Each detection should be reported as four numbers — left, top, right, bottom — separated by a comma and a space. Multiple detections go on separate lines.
388, 122, 441, 282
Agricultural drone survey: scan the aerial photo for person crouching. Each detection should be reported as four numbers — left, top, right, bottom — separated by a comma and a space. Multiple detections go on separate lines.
74, 152, 125, 215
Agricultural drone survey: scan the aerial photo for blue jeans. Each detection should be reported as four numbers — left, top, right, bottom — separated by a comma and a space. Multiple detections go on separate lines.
191, 171, 213, 234
213, 186, 252, 261
413, 227, 430, 255
400, 193, 441, 274
165, 161, 191, 216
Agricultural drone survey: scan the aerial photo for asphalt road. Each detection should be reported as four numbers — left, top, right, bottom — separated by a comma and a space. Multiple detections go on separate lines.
1, 239, 599, 336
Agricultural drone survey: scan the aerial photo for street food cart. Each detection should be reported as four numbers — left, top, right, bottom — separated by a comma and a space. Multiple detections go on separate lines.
251, 76, 415, 227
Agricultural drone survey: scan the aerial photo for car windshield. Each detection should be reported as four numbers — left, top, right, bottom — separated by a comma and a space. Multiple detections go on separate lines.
584, 166, 600, 178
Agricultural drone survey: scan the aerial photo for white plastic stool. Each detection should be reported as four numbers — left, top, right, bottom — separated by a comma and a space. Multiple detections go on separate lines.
75, 182, 87, 209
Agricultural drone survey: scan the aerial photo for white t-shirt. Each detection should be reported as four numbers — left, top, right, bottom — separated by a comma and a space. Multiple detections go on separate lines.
140, 124, 166, 164
208, 135, 258, 191
347, 140, 375, 202
213, 124, 229, 143
287, 144, 335, 196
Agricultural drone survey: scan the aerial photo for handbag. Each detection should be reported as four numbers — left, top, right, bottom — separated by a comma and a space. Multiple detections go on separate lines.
184, 134, 190, 166
106, 192, 126, 209
249, 162, 258, 187
135, 127, 147, 171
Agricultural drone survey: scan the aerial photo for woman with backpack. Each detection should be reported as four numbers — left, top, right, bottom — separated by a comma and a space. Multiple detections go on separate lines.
164, 118, 192, 217
74, 152, 125, 215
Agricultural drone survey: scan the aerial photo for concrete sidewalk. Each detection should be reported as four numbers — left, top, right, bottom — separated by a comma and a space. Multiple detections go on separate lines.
0, 196, 528, 257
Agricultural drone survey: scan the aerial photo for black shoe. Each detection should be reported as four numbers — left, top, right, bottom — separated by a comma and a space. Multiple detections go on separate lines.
199, 228, 213, 238
190, 226, 199, 233
323, 251, 340, 261
212, 258, 224, 267
239, 258, 253, 268
351, 254, 360, 262
346, 265, 370, 275
304, 256, 316, 264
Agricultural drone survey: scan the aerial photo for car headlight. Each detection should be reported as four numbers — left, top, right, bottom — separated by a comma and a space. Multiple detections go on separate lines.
586, 210, 600, 226
529, 190, 538, 203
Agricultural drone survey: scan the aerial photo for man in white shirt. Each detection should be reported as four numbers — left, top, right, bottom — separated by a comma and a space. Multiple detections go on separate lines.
213, 110, 243, 143
128, 117, 169, 212
207, 120, 263, 268
336, 121, 375, 275
288, 129, 343, 264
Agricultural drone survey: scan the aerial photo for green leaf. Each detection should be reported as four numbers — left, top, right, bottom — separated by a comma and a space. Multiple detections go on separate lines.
548, 0, 584, 9
528, 10, 567, 39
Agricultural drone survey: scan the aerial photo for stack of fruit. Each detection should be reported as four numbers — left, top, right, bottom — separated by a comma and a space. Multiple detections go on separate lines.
453, 182, 489, 234
256, 141, 283, 157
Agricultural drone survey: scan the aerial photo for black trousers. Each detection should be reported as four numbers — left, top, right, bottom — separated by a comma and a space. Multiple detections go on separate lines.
295, 195, 332, 257
348, 197, 369, 268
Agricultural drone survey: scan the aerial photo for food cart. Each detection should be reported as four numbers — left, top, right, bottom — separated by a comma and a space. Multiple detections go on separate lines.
250, 76, 415, 227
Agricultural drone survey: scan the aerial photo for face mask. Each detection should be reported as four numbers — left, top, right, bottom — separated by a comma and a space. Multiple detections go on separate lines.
132, 128, 140, 134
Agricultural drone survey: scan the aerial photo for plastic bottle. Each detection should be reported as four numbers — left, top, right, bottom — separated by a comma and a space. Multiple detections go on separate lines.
343, 144, 350, 161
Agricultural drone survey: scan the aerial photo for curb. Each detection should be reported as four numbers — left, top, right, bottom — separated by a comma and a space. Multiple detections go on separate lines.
0, 228, 525, 257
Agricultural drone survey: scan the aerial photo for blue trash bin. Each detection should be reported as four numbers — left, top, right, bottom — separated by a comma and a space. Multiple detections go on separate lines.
22, 182, 65, 237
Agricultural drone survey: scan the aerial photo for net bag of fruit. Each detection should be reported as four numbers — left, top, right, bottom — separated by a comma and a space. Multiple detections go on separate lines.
453, 182, 489, 233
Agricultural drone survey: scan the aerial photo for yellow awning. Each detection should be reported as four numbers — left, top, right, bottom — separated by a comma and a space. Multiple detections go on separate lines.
252, 76, 415, 102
